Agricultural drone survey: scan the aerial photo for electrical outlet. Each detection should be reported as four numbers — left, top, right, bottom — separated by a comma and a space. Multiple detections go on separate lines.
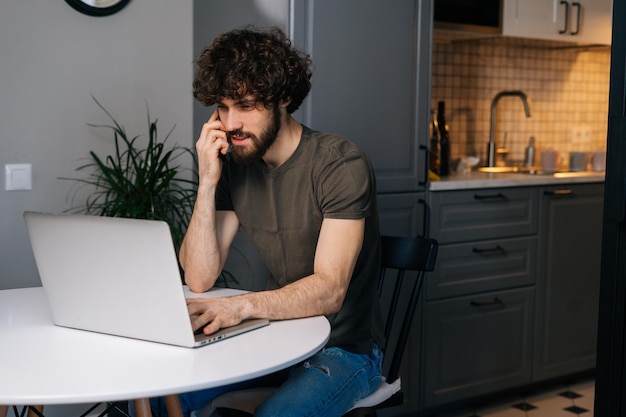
571, 125, 592, 143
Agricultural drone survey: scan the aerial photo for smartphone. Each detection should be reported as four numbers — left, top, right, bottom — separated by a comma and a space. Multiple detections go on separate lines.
215, 110, 232, 160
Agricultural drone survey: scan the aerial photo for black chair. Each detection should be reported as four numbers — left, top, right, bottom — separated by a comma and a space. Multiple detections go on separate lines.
196, 235, 438, 417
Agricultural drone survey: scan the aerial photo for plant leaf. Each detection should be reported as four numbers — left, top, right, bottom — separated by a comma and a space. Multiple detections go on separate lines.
60, 97, 199, 265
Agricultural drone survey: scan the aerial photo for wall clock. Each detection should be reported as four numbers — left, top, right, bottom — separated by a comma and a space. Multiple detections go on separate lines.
65, 0, 132, 17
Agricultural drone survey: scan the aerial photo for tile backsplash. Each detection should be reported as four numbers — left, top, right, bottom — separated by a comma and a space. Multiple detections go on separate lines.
431, 34, 610, 170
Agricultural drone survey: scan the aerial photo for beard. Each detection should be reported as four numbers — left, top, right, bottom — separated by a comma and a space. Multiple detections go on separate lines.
227, 106, 281, 166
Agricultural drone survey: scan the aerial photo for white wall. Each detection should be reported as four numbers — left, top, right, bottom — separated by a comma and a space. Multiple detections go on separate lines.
0, 0, 193, 289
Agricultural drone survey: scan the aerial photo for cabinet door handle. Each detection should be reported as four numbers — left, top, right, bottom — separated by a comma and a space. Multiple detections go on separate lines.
474, 192, 506, 200
470, 298, 504, 307
419, 144, 429, 186
543, 189, 574, 197
571, 2, 581, 35
418, 197, 430, 238
472, 245, 506, 254
559, 1, 570, 34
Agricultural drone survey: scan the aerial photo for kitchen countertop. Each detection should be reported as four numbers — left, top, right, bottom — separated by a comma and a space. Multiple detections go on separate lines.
429, 170, 606, 191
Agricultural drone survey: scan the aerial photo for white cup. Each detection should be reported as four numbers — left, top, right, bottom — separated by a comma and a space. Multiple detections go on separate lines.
591, 151, 606, 171
541, 150, 560, 173
569, 152, 588, 172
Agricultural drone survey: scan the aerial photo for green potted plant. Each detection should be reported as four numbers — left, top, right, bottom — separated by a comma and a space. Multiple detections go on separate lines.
62, 96, 198, 255
62, 96, 239, 287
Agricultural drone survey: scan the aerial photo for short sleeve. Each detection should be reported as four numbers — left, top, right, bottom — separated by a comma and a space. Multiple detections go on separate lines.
317, 147, 375, 220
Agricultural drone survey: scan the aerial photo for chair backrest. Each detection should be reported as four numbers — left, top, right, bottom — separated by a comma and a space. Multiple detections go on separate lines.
378, 235, 438, 384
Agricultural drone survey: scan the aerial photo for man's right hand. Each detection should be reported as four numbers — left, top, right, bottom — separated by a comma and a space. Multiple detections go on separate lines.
196, 110, 229, 188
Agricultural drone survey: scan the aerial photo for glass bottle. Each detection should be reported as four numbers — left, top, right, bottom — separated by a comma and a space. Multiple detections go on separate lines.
429, 109, 440, 176
436, 101, 450, 176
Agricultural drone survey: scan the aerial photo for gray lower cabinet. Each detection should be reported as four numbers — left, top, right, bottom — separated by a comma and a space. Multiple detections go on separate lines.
422, 183, 604, 410
423, 287, 535, 406
378, 193, 428, 238
423, 187, 539, 408
533, 183, 604, 381
428, 187, 539, 244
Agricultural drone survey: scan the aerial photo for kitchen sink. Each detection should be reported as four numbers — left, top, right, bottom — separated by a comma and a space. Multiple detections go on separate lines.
510, 168, 555, 176
477, 167, 602, 177
477, 167, 518, 173
552, 171, 604, 178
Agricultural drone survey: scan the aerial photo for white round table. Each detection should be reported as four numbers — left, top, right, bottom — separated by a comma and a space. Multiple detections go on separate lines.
0, 287, 330, 415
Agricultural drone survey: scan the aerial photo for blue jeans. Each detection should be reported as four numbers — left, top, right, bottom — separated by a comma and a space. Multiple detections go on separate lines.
146, 344, 383, 417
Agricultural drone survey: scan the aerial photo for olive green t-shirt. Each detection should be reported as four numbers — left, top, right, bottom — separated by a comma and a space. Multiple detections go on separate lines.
216, 126, 385, 353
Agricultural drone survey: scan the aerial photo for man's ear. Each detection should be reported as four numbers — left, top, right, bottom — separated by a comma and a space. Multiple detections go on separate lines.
279, 99, 292, 109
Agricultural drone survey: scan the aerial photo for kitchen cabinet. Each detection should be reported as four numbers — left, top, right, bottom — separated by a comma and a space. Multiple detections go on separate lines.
423, 187, 539, 407
428, 187, 538, 245
291, 0, 432, 194
533, 183, 603, 381
378, 193, 428, 238
423, 287, 535, 406
422, 182, 603, 411
502, 0, 613, 45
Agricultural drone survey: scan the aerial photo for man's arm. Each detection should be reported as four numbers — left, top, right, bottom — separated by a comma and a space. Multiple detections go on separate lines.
179, 200, 239, 293
179, 111, 237, 293
187, 217, 365, 335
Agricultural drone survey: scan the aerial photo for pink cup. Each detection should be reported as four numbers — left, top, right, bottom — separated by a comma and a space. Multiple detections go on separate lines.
541, 150, 560, 173
591, 151, 606, 171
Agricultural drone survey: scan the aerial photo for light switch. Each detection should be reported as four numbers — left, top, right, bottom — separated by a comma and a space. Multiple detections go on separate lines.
5, 163, 32, 191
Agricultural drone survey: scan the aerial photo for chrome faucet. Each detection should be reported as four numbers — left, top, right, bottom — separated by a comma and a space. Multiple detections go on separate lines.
487, 91, 532, 167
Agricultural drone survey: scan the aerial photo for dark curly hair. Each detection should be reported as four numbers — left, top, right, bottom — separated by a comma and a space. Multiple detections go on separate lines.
193, 27, 312, 114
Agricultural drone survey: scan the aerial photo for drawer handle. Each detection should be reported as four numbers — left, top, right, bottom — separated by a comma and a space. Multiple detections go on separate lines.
470, 298, 504, 307
543, 189, 574, 197
472, 245, 506, 254
474, 193, 507, 201
559, 0, 569, 34
571, 2, 581, 35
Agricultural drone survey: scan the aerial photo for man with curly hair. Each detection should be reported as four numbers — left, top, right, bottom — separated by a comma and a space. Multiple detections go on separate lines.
174, 26, 385, 417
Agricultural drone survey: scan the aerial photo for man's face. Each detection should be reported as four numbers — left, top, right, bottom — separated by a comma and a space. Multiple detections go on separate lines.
217, 97, 281, 166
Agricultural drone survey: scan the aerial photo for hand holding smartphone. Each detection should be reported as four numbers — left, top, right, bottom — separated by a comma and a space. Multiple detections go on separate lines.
213, 110, 231, 159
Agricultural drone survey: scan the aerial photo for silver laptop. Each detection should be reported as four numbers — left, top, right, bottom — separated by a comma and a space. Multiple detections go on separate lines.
23, 211, 269, 348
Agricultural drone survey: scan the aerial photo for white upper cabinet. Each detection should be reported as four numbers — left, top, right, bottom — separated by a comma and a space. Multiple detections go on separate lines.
502, 0, 612, 45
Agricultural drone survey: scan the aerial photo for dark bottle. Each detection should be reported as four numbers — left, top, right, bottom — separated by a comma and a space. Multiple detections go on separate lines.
436, 101, 450, 176
429, 109, 440, 175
